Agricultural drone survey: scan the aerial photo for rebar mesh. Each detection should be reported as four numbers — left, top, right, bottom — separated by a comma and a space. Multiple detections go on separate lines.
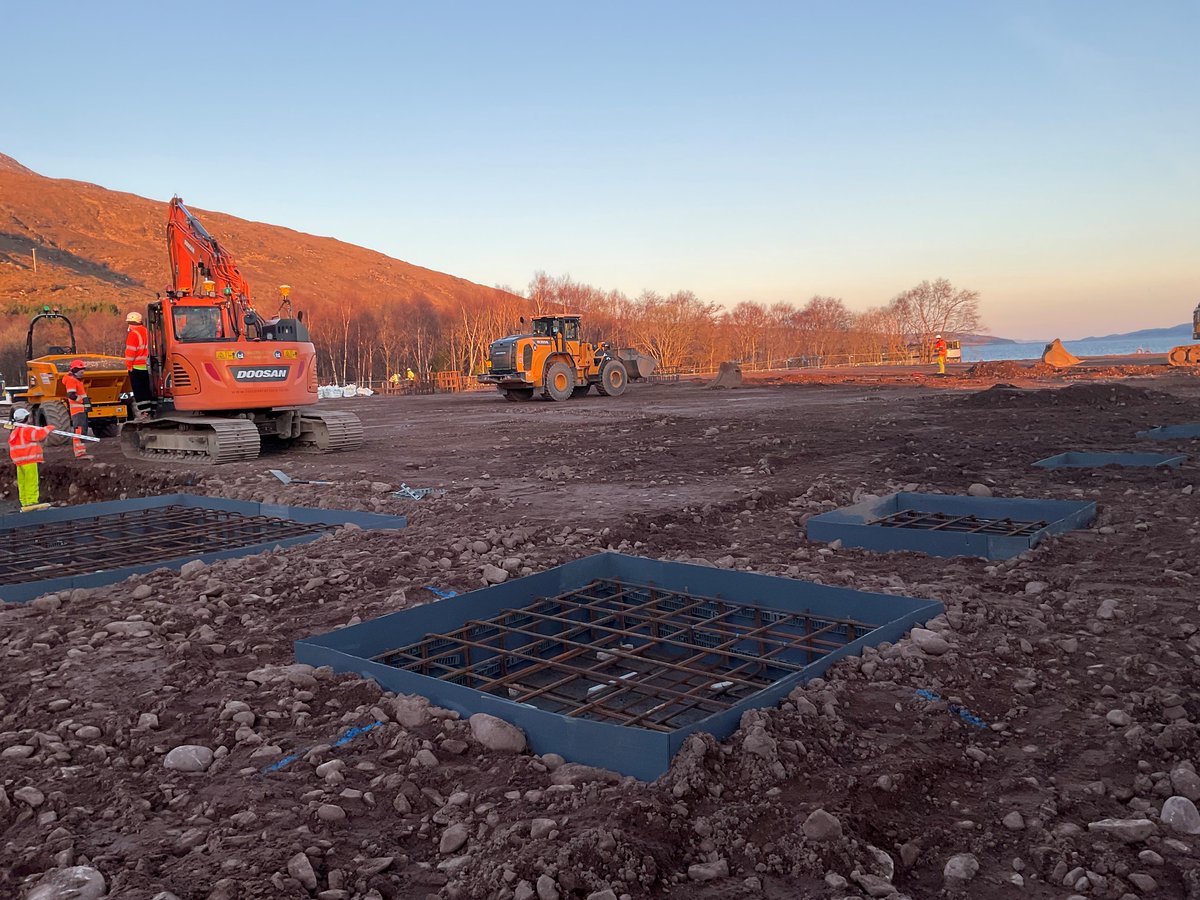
0, 506, 334, 583
869, 509, 1047, 537
373, 578, 870, 732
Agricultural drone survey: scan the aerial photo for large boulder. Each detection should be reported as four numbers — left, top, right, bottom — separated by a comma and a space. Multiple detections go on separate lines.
468, 713, 527, 753
26, 867, 107, 900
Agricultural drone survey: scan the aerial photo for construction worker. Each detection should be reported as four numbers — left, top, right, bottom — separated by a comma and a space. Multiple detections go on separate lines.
63, 360, 93, 459
406, 367, 416, 382
933, 334, 948, 375
125, 311, 152, 417
7, 408, 54, 511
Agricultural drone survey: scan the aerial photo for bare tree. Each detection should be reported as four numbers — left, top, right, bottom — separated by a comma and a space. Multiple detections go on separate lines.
893, 279, 982, 358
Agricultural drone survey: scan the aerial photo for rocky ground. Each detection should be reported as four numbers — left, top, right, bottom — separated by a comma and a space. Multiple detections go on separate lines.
3, 368, 1200, 900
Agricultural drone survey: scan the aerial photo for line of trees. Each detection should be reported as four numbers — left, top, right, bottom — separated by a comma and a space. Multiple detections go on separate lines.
0, 276, 982, 385
312, 274, 983, 382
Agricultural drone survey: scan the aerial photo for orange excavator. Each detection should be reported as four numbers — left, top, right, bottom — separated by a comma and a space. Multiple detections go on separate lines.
1167, 302, 1200, 366
119, 197, 362, 463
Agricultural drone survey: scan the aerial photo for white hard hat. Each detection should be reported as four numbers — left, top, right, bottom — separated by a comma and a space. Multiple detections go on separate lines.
126, 311, 143, 324
935, 333, 942, 338
12, 408, 30, 421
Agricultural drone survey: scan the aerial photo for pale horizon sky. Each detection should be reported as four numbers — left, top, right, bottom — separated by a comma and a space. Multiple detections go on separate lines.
4, 1, 1197, 341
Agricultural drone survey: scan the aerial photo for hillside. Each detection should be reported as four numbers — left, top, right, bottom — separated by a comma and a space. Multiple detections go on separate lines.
1080, 322, 1192, 342
0, 152, 518, 361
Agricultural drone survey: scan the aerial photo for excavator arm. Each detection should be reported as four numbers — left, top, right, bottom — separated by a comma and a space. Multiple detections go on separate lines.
167, 197, 254, 315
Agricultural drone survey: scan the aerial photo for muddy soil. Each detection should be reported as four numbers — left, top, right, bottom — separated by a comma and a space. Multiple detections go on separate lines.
3, 370, 1200, 900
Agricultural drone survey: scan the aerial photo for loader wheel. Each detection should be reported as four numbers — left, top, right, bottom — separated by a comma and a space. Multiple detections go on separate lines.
542, 360, 575, 401
571, 385, 591, 399
503, 388, 535, 402
596, 360, 627, 397
39, 401, 72, 446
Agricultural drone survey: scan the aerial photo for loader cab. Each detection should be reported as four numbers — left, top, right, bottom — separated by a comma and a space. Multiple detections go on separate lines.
530, 315, 581, 348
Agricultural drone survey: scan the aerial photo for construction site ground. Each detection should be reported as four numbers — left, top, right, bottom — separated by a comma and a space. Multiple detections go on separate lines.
4, 363, 1200, 900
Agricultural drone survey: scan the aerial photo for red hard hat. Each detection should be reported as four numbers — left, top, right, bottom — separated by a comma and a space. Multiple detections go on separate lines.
69, 359, 85, 370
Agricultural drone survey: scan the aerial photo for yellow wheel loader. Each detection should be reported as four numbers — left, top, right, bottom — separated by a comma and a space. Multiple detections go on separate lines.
478, 315, 632, 402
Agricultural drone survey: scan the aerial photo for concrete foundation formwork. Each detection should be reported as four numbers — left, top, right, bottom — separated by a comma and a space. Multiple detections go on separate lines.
0, 494, 406, 604
295, 552, 942, 780
1137, 424, 1200, 440
1034, 451, 1186, 469
807, 492, 1096, 560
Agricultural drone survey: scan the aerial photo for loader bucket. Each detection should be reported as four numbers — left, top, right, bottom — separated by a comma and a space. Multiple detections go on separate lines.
617, 348, 657, 381
707, 361, 743, 389
1041, 338, 1081, 368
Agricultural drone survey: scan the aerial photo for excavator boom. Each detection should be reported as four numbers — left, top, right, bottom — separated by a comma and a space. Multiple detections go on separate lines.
167, 197, 254, 312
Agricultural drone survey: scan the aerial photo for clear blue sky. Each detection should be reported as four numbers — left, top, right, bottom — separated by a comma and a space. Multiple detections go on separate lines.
6, 1, 1197, 339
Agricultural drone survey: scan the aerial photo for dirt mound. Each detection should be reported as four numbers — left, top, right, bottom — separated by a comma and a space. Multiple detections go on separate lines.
960, 382, 1181, 409
707, 361, 743, 389
964, 360, 1028, 379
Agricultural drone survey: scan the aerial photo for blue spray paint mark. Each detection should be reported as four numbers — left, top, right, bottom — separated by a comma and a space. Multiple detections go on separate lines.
426, 586, 458, 599
914, 689, 989, 730
260, 720, 385, 774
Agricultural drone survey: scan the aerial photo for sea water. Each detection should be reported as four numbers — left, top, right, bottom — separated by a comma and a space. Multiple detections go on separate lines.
964, 335, 1185, 362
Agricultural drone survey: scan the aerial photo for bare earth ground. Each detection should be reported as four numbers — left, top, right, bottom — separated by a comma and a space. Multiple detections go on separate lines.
4, 366, 1200, 900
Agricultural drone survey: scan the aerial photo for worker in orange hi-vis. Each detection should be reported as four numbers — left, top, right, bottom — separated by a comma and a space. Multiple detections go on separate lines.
6, 408, 55, 511
124, 311, 152, 417
933, 334, 948, 376
62, 359, 94, 460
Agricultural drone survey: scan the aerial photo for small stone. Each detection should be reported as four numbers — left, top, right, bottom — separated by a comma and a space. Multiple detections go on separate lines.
14, 786, 46, 807
825, 872, 849, 889
469, 713, 527, 753
1161, 796, 1200, 834
910, 627, 950, 655
132, 584, 153, 600
802, 808, 842, 842
687, 859, 729, 881
1002, 811, 1025, 831
1087, 818, 1157, 842
415, 748, 439, 767
530, 818, 556, 840
287, 852, 318, 890
1024, 581, 1047, 595
967, 483, 993, 497
1106, 709, 1132, 727
439, 823, 469, 854
481, 564, 508, 584
943, 853, 980, 886
317, 803, 347, 823
1127, 873, 1157, 892
26, 867, 107, 900
163, 745, 214, 773
75, 725, 102, 741
1170, 767, 1200, 801
536, 873, 560, 900
585, 891, 618, 900
742, 726, 777, 757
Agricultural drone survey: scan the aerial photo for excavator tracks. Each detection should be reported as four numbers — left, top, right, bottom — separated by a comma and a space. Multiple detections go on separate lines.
294, 410, 364, 453
120, 417, 262, 465
1168, 344, 1200, 367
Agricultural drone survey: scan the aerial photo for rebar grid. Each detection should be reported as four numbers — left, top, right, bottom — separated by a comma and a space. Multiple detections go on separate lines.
0, 506, 334, 582
373, 579, 871, 732
870, 509, 1047, 537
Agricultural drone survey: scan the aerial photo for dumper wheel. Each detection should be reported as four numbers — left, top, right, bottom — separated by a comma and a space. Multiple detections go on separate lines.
596, 359, 627, 397
93, 421, 121, 438
542, 360, 575, 401
503, 388, 535, 402
39, 401, 72, 446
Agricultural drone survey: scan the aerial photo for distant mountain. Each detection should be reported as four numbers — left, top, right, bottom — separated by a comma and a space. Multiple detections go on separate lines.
1079, 323, 1192, 341
957, 333, 1015, 346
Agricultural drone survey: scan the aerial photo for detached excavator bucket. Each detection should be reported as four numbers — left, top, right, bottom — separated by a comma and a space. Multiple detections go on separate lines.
1041, 339, 1081, 368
